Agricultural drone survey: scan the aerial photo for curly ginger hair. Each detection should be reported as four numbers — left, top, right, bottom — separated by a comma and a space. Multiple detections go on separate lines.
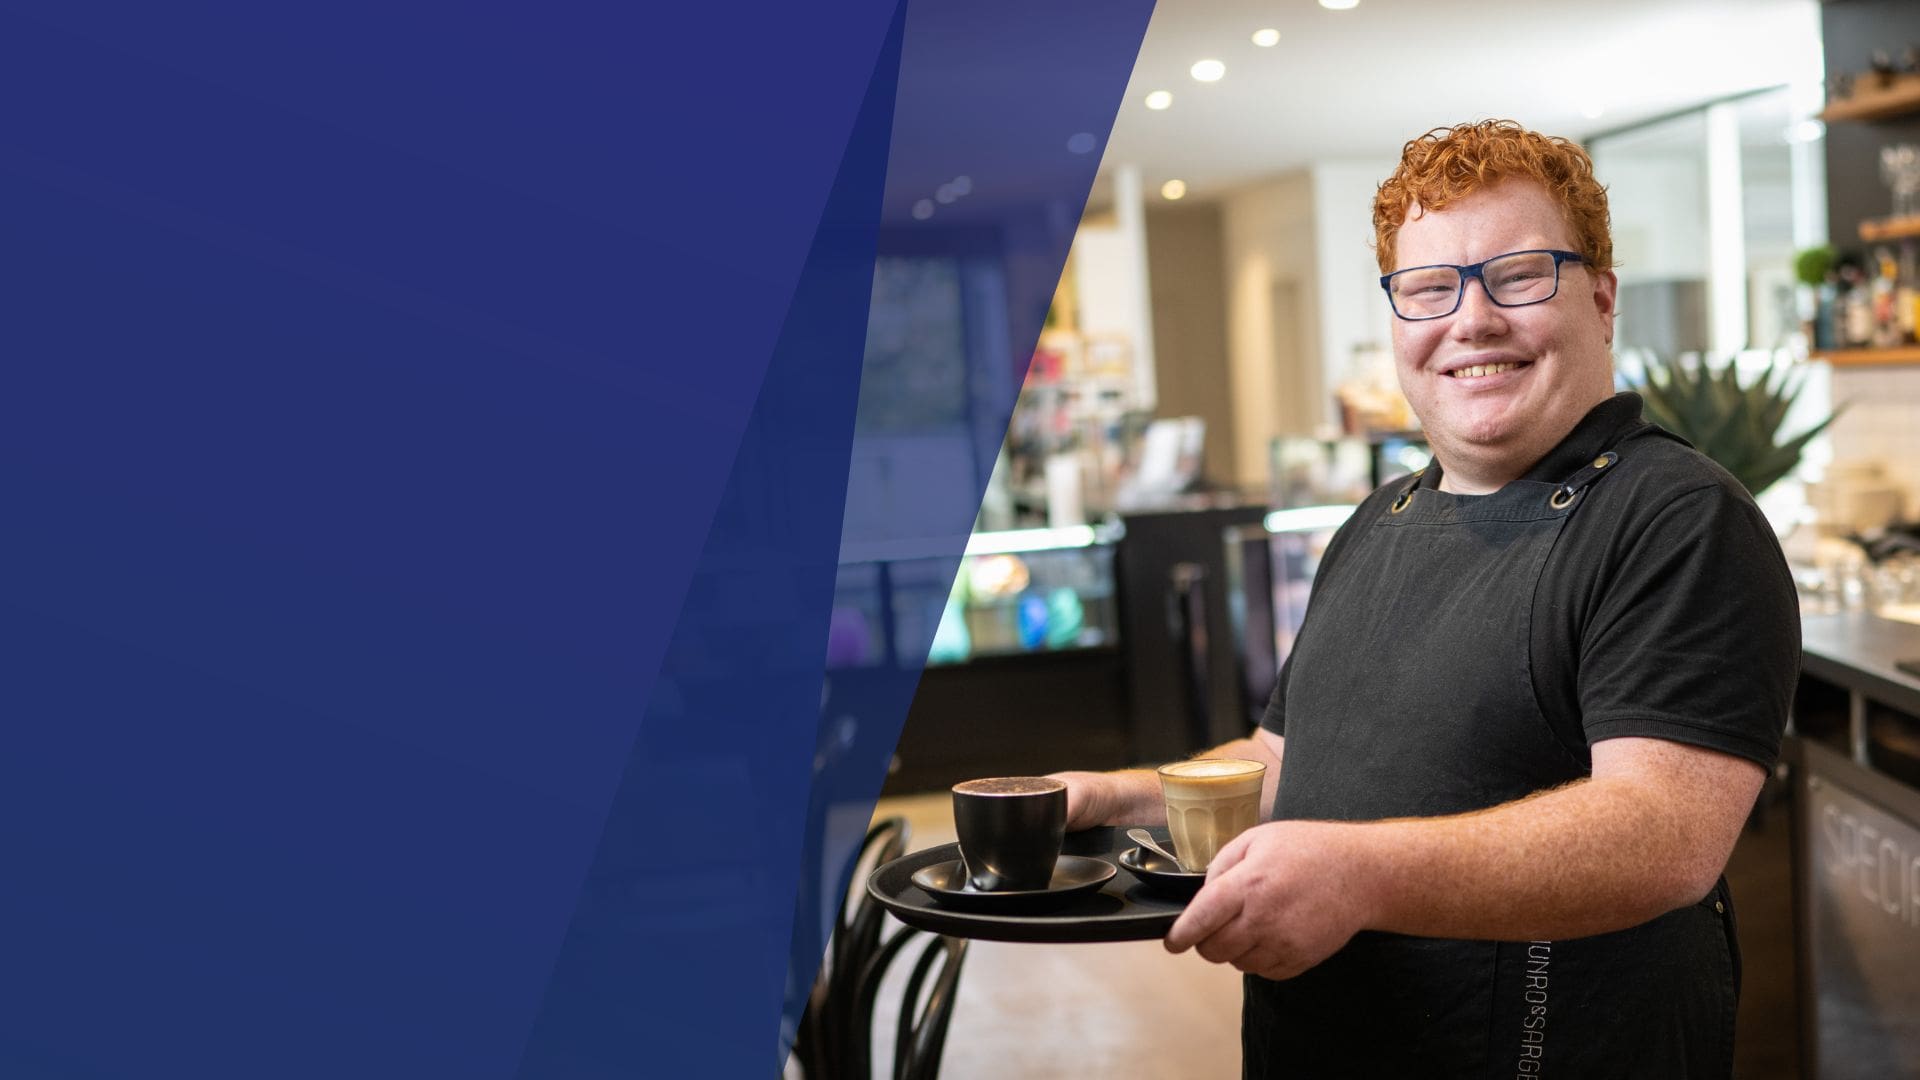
1372, 120, 1613, 276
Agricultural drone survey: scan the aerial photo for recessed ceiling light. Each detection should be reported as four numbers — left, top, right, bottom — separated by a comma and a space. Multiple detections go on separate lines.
1190, 59, 1226, 83
1066, 132, 1098, 154
1145, 90, 1173, 110
1786, 119, 1825, 144
1319, 0, 1358, 9
1252, 28, 1280, 47
1581, 103, 1606, 120
951, 175, 973, 195
912, 199, 934, 221
1161, 179, 1188, 201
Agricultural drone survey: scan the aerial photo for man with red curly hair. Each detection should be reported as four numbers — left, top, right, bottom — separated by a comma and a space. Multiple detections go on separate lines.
1057, 121, 1797, 1076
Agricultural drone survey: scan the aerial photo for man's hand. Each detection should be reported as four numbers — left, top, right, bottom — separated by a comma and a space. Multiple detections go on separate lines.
1047, 770, 1156, 831
1050, 729, 1286, 832
1163, 820, 1370, 981
1162, 738, 1765, 973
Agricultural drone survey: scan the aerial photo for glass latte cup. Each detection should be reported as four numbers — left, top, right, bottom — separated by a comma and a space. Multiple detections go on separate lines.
1156, 758, 1266, 873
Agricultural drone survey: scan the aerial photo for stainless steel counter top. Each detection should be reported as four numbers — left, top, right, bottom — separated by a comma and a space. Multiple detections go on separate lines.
1799, 611, 1920, 767
1800, 612, 1920, 714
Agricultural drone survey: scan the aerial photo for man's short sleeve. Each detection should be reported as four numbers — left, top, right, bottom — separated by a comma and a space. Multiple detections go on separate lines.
1573, 483, 1800, 769
1261, 652, 1292, 737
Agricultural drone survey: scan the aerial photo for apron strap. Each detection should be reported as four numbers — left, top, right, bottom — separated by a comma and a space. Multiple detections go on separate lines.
1387, 471, 1425, 514
1547, 450, 1620, 510
1393, 437, 1636, 515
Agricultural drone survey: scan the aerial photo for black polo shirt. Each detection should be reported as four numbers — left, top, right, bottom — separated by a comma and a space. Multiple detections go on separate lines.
1264, 392, 1800, 773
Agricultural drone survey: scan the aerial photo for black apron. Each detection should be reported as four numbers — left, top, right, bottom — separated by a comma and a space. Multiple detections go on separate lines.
1246, 438, 1740, 1079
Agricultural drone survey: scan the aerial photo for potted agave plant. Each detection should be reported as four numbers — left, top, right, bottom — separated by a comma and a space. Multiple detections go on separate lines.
1631, 351, 1840, 497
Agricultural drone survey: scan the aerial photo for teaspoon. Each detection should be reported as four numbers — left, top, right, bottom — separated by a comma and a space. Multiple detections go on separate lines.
1126, 828, 1182, 867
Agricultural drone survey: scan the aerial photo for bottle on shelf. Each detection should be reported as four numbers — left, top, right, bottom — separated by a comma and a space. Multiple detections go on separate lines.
1839, 256, 1874, 347
1871, 246, 1899, 348
1899, 241, 1919, 344
1814, 272, 1838, 352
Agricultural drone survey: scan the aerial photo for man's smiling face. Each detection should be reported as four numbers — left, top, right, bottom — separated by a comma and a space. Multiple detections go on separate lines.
1389, 178, 1619, 493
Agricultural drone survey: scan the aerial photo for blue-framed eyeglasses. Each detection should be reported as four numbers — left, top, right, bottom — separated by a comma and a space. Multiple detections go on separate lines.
1380, 249, 1586, 321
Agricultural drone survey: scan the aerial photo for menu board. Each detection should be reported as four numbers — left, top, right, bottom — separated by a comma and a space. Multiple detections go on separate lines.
1802, 765, 1920, 1077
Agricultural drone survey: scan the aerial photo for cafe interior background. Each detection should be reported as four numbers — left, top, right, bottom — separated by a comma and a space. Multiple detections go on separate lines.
797, 1, 1920, 1077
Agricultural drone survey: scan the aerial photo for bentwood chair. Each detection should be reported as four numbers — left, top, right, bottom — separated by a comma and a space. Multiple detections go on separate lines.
795, 816, 911, 1078
848, 923, 969, 1080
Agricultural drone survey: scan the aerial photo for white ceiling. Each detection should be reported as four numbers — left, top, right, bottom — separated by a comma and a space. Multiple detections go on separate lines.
1094, 0, 1824, 206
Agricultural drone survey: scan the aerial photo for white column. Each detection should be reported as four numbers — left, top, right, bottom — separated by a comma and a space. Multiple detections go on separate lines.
1111, 164, 1158, 411
1789, 81, 1829, 250
1705, 101, 1749, 356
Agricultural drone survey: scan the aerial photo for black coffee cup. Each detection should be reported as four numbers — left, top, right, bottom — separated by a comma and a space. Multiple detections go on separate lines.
951, 776, 1066, 891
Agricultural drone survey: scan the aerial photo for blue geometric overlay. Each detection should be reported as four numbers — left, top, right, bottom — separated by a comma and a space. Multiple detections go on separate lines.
789, 0, 1154, 1067
0, 1, 1151, 1076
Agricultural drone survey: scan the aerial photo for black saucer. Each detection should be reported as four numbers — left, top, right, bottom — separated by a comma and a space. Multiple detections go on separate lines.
867, 831, 1188, 942
909, 855, 1116, 914
1117, 846, 1206, 897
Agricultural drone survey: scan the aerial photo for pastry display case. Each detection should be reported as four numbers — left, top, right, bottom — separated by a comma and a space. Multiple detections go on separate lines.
829, 526, 1128, 793
828, 525, 1121, 672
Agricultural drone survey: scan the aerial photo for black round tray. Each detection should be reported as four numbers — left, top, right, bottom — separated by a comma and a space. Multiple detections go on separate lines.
865, 826, 1192, 943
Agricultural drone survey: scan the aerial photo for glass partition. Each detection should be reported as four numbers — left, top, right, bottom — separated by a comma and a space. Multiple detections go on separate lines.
1594, 111, 1713, 359
1590, 84, 1832, 531
1592, 85, 1829, 363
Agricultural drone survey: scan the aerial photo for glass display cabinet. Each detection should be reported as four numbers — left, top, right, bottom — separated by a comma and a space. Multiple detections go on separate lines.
828, 525, 1121, 672
829, 525, 1128, 794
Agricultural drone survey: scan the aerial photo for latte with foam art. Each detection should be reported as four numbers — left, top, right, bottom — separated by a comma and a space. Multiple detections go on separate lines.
1157, 758, 1266, 873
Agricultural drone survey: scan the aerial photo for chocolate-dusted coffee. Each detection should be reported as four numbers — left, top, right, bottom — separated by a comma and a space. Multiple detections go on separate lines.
954, 776, 1064, 796
1157, 758, 1266, 873
951, 776, 1066, 891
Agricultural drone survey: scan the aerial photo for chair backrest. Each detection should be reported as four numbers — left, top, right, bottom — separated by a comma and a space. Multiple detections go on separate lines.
795, 816, 912, 1079
849, 924, 969, 1080
836, 818, 909, 981
891, 933, 968, 1080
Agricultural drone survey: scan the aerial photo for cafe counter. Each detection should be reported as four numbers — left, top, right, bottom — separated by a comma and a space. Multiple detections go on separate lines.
1787, 612, 1920, 1078
1798, 611, 1920, 785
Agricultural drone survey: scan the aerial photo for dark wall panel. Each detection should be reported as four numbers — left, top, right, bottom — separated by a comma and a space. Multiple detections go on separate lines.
1823, 0, 1920, 248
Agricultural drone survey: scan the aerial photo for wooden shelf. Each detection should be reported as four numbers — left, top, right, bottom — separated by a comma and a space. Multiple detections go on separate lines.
1813, 346, 1920, 366
1821, 74, 1920, 123
1861, 215, 1920, 242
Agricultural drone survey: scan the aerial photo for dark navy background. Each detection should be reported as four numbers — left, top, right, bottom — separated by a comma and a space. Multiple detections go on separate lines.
0, 2, 1151, 1075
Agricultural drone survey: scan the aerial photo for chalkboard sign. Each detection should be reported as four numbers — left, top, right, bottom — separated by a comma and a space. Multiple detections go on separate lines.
1797, 739, 1920, 1078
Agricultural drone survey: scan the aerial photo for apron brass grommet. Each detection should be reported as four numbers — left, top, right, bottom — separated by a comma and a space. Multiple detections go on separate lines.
1390, 490, 1414, 514
1714, 900, 1725, 915
1593, 455, 1611, 469
1548, 486, 1577, 510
